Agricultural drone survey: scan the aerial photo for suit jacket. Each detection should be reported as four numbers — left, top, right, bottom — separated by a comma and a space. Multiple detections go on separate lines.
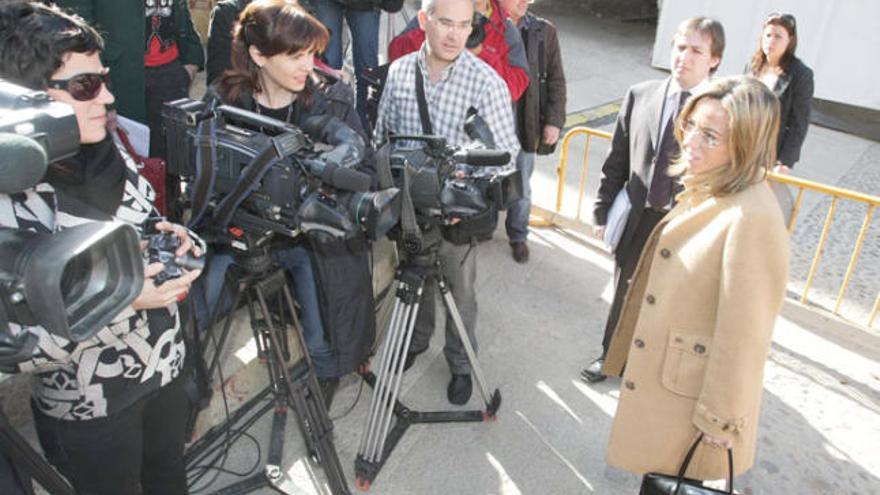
57, 0, 205, 123
593, 78, 671, 265
773, 57, 814, 167
602, 181, 790, 480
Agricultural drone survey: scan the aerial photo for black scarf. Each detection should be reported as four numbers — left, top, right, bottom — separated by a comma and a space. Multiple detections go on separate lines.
44, 135, 126, 219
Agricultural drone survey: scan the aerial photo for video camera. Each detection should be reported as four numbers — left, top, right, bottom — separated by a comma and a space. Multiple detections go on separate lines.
162, 98, 400, 244
0, 81, 145, 364
385, 108, 522, 251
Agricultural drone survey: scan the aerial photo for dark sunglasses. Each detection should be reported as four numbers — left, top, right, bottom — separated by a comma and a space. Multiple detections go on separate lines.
47, 72, 111, 101
766, 12, 796, 28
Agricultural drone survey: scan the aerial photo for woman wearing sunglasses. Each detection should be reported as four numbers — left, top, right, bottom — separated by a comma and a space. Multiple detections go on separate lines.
746, 13, 814, 174
0, 3, 201, 494
602, 77, 790, 489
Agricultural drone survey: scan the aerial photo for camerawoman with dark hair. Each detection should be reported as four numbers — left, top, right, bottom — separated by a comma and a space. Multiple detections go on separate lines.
201, 0, 379, 406
374, 0, 519, 405
0, 3, 202, 494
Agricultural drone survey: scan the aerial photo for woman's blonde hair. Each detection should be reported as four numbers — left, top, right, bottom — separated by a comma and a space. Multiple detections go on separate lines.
672, 76, 780, 200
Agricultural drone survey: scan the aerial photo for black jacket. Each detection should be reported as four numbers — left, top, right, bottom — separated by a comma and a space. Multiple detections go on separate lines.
773, 57, 814, 167
206, 0, 251, 86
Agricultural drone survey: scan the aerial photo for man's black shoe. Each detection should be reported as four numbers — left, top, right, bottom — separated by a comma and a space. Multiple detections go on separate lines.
510, 242, 529, 264
317, 377, 339, 409
447, 373, 472, 405
580, 358, 607, 383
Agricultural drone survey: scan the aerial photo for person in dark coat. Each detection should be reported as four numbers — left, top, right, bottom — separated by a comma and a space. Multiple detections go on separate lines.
206, 0, 252, 85
55, 0, 205, 127
500, 0, 566, 263
746, 12, 814, 173
581, 17, 725, 383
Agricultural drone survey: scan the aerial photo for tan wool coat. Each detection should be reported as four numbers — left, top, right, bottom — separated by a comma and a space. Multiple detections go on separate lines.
602, 181, 790, 480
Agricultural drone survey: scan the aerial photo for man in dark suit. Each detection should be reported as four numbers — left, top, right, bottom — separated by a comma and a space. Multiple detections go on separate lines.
581, 17, 726, 383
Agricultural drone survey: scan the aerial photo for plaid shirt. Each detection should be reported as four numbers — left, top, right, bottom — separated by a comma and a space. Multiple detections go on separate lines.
374, 46, 520, 175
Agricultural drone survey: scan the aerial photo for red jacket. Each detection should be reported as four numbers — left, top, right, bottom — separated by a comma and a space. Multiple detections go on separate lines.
387, 0, 529, 101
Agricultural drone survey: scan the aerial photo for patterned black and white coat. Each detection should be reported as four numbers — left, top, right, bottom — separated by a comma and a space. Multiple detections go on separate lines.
0, 146, 186, 421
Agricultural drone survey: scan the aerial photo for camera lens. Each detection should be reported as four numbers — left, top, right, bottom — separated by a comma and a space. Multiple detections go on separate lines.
60, 245, 112, 325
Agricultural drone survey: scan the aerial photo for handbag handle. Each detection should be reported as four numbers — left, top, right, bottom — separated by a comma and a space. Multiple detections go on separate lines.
673, 433, 734, 495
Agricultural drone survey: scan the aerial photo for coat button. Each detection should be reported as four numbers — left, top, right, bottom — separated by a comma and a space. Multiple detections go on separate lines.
660, 248, 671, 258
694, 344, 706, 354
646, 294, 656, 304
625, 380, 635, 390
634, 338, 645, 348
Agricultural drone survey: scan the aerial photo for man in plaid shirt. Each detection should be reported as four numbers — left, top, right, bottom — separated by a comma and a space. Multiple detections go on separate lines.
373, 0, 518, 405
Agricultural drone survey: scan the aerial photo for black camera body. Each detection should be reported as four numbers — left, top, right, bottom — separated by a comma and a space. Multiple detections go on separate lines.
386, 132, 522, 250
145, 232, 206, 285
0, 79, 79, 165
162, 98, 399, 244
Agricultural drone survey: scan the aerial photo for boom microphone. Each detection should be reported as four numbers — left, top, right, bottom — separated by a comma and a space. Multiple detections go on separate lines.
0, 133, 49, 193
452, 148, 511, 167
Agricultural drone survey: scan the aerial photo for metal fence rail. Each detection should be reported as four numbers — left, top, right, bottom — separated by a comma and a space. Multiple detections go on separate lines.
531, 126, 880, 329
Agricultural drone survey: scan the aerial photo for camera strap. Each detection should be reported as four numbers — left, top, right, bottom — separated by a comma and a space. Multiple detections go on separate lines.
414, 67, 433, 135
189, 117, 217, 228
212, 140, 288, 228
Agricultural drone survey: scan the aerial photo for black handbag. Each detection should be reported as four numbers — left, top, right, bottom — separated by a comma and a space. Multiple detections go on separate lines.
639, 434, 734, 495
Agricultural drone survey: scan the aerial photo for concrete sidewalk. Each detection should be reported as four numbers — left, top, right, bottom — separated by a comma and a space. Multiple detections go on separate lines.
187, 223, 880, 494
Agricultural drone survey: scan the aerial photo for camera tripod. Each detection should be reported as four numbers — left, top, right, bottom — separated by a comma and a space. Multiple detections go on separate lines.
354, 227, 502, 491
0, 405, 73, 495
184, 241, 349, 495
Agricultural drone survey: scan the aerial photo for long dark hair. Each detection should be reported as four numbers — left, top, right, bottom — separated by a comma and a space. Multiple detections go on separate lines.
217, 0, 329, 107
749, 13, 798, 75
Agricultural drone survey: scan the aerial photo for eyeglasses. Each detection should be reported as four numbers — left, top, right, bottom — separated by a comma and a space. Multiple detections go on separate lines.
47, 71, 111, 101
680, 119, 724, 148
431, 16, 473, 35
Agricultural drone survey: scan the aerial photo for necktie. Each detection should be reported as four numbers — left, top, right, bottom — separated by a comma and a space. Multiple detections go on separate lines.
647, 91, 689, 209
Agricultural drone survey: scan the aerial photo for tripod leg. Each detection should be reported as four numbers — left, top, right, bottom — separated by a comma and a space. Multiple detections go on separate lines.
205, 275, 247, 382
357, 274, 424, 464
253, 272, 350, 495
357, 292, 405, 458
438, 277, 495, 409
0, 409, 74, 495
373, 294, 421, 461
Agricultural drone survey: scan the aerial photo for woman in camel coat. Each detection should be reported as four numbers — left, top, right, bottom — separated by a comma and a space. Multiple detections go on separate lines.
602, 76, 790, 482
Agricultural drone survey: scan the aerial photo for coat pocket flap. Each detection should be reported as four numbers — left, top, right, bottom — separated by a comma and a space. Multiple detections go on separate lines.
668, 331, 712, 357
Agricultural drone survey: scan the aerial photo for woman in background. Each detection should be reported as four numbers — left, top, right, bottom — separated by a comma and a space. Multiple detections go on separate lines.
747, 12, 814, 173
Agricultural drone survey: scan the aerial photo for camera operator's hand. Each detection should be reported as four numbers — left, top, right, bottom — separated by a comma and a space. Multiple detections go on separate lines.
132, 263, 202, 310
152, 220, 203, 258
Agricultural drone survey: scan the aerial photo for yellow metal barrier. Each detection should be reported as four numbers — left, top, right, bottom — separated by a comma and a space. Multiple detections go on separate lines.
533, 126, 880, 330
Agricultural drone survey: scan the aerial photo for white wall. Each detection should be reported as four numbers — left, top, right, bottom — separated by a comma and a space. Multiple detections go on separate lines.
652, 0, 880, 110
